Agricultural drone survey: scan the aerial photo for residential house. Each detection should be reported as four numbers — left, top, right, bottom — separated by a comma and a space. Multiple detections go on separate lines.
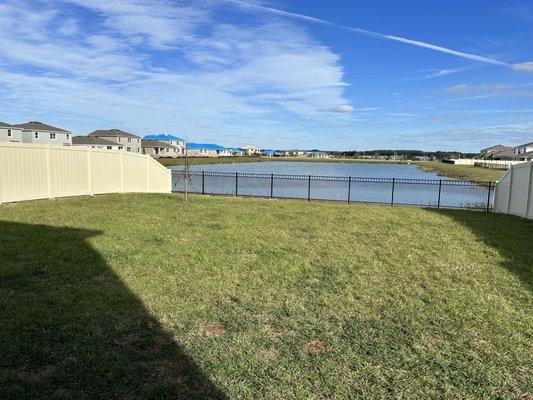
72, 136, 125, 151
88, 129, 142, 153
186, 143, 224, 157
242, 145, 261, 156
261, 149, 275, 157
142, 140, 179, 158
290, 150, 307, 157
275, 150, 291, 157
480, 145, 512, 156
513, 142, 533, 161
490, 148, 515, 160
230, 147, 245, 156
307, 150, 331, 158
15, 121, 72, 146
0, 121, 23, 143
218, 148, 233, 157
143, 134, 184, 157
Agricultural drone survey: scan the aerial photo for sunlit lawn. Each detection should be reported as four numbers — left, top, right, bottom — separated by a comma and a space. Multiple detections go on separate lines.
1, 194, 531, 399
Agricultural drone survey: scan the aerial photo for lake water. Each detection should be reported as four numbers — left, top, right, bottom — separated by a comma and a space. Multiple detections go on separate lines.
170, 162, 493, 209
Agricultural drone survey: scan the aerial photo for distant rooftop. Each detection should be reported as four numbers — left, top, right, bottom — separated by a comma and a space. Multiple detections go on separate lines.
187, 143, 226, 150
143, 134, 184, 141
0, 121, 16, 128
142, 139, 176, 149
72, 136, 122, 146
88, 129, 140, 139
14, 121, 69, 132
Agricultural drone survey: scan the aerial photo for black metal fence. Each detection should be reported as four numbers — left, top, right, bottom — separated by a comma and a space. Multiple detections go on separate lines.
172, 171, 494, 211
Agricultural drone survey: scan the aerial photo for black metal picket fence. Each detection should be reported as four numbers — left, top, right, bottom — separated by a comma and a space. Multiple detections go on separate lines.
172, 171, 494, 211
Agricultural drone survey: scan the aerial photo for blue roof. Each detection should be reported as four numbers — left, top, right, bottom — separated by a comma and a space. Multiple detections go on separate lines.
143, 134, 184, 141
187, 143, 226, 150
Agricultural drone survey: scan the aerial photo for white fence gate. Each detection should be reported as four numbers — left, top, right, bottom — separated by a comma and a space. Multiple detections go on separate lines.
494, 162, 533, 220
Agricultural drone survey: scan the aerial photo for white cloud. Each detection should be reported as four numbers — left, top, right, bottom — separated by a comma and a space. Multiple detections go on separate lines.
0, 0, 351, 140
331, 104, 355, 113
512, 62, 533, 73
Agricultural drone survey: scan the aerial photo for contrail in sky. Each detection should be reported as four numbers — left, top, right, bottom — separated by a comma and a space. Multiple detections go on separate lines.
221, 0, 513, 68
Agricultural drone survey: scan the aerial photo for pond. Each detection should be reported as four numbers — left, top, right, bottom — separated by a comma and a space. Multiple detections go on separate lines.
170, 162, 493, 210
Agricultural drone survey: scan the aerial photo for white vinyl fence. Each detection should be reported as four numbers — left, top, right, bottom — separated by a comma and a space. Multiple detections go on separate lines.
494, 162, 533, 220
0, 142, 171, 204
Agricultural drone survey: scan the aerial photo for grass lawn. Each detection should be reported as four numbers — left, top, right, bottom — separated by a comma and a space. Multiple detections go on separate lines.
1, 194, 531, 399
415, 161, 506, 182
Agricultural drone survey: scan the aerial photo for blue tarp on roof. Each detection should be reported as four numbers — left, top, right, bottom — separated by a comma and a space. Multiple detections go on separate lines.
187, 143, 226, 150
143, 134, 184, 141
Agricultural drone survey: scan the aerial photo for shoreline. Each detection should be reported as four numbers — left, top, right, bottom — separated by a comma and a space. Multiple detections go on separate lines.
158, 157, 506, 182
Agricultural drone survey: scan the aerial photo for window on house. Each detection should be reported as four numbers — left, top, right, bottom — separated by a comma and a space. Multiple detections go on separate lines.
107, 146, 112, 150
128, 138, 131, 143
127, 147, 131, 152
66, 134, 70, 140
34, 132, 39, 139
7, 129, 12, 137
50, 133, 57, 140
118, 137, 121, 142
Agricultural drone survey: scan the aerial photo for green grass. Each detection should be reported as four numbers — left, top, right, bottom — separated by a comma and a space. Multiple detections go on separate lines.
158, 156, 408, 167
1, 194, 531, 399
415, 161, 506, 182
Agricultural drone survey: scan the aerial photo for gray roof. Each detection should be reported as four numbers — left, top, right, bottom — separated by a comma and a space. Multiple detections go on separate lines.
14, 121, 69, 132
88, 129, 140, 139
490, 148, 515, 158
142, 139, 176, 149
72, 136, 122, 146
514, 141, 533, 148
0, 121, 16, 128
480, 145, 511, 153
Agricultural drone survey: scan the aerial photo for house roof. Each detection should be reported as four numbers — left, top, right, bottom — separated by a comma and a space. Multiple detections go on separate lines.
514, 141, 533, 148
0, 121, 16, 128
72, 136, 122, 146
490, 148, 515, 158
142, 140, 176, 149
230, 147, 244, 152
187, 143, 226, 150
88, 129, 140, 138
14, 121, 69, 132
143, 134, 184, 141
480, 145, 510, 152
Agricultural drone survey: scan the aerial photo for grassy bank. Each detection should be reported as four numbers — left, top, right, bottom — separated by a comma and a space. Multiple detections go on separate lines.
415, 161, 506, 182
158, 156, 408, 167
1, 194, 531, 399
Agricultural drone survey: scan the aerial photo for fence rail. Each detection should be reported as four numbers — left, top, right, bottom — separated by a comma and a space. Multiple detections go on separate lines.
172, 171, 494, 210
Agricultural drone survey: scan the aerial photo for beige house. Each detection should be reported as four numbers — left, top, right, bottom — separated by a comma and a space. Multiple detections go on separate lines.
0, 121, 23, 143
15, 121, 72, 146
88, 129, 142, 153
242, 145, 261, 156
142, 140, 181, 158
143, 134, 184, 157
72, 136, 125, 151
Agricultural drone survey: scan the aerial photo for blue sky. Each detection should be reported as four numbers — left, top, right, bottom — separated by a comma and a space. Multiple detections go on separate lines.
0, 0, 532, 151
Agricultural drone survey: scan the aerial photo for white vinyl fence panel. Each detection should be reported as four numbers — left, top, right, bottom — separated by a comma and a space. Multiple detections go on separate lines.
0, 142, 170, 203
494, 162, 533, 220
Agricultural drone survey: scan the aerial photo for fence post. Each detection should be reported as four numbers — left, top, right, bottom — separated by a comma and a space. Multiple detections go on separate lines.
202, 171, 205, 195
307, 175, 311, 201
45, 144, 52, 199
437, 179, 442, 209
235, 172, 238, 196
507, 167, 514, 214
270, 173, 274, 198
390, 178, 395, 206
526, 163, 533, 218
87, 147, 93, 196
348, 176, 352, 203
486, 181, 492, 212
120, 152, 125, 193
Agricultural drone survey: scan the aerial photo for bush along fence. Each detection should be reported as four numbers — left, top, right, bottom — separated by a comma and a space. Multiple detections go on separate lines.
172, 171, 494, 210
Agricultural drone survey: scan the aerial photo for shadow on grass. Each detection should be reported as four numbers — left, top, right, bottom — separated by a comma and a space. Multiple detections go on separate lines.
427, 209, 533, 292
0, 222, 226, 399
